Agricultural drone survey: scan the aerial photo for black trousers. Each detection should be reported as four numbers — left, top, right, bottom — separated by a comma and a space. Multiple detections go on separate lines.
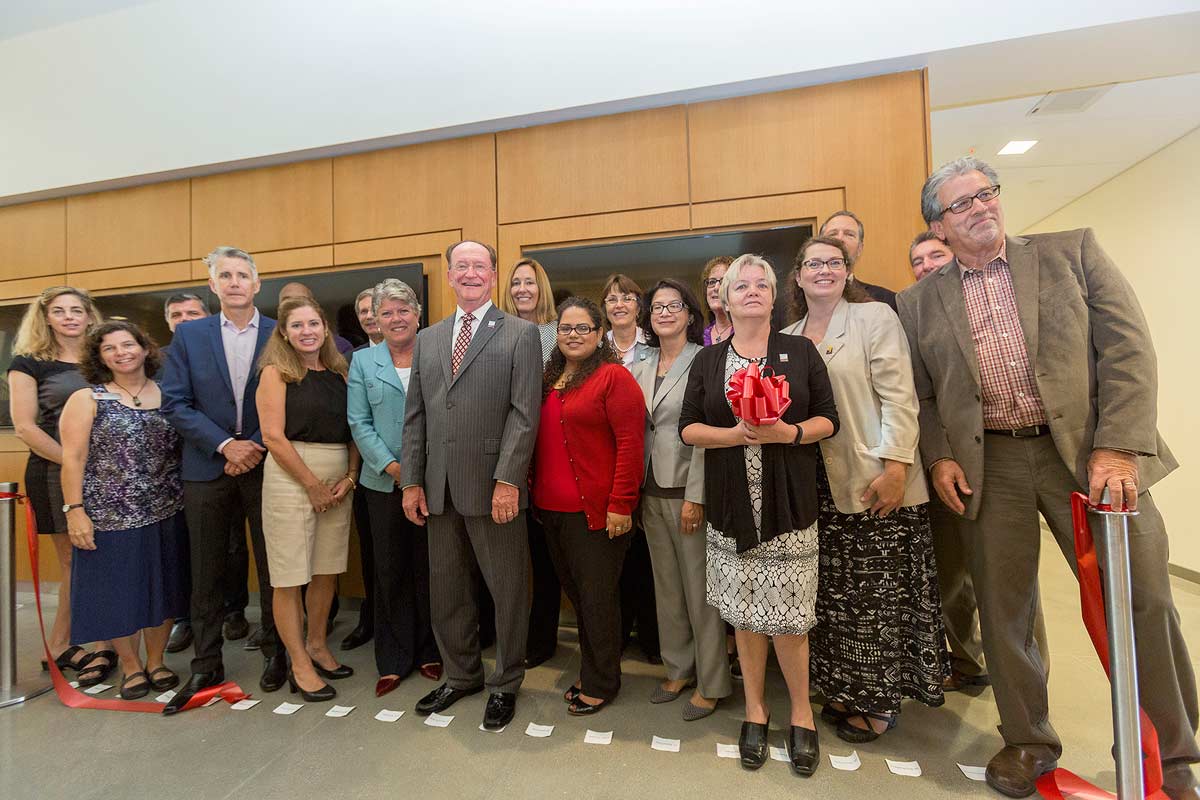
184, 469, 278, 673
540, 509, 631, 700
620, 527, 660, 658
221, 516, 250, 616
526, 509, 562, 660
350, 485, 375, 628
363, 487, 439, 677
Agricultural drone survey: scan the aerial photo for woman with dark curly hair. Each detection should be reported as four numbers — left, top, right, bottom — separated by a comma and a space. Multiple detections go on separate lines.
532, 297, 645, 715
58, 321, 189, 699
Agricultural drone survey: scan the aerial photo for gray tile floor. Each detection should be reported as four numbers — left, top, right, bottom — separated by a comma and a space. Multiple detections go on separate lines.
2, 531, 1197, 800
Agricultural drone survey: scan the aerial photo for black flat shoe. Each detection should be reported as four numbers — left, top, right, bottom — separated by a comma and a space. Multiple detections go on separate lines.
260, 653, 287, 693
483, 692, 517, 729
415, 683, 483, 715
836, 711, 896, 744
165, 621, 193, 654
738, 717, 770, 770
76, 650, 116, 687
313, 661, 354, 680
820, 702, 852, 725
222, 612, 250, 641
119, 671, 151, 700
163, 668, 225, 715
786, 725, 820, 777
563, 684, 582, 703
42, 645, 90, 673
340, 623, 372, 651
566, 695, 610, 716
147, 666, 180, 692
287, 670, 335, 702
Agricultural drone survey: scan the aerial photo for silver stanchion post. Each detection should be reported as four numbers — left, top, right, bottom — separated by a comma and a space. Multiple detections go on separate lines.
0, 481, 52, 708
1090, 487, 1143, 798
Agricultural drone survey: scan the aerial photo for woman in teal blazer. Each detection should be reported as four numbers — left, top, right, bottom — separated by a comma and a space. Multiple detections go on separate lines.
347, 279, 441, 697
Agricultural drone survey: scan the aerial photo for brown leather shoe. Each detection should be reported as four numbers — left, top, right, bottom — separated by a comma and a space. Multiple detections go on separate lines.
943, 667, 990, 692
985, 746, 1057, 798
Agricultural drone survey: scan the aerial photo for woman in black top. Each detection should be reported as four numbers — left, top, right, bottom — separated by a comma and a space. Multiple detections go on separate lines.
680, 255, 838, 777
6, 286, 115, 685
257, 297, 360, 702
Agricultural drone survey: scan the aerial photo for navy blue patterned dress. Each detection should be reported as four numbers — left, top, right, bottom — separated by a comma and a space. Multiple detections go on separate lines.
70, 388, 190, 644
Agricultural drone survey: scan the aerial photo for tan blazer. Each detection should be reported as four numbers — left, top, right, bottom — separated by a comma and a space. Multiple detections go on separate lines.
896, 229, 1176, 520
783, 300, 928, 513
631, 343, 705, 504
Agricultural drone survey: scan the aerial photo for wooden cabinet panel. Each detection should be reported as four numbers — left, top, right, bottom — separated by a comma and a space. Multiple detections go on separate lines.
497, 107, 689, 224
191, 160, 333, 257
0, 274, 67, 302
68, 261, 192, 293
333, 135, 495, 243
66, 181, 190, 272
0, 199, 65, 281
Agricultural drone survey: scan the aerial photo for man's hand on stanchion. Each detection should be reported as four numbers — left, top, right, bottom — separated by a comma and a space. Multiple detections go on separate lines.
1087, 448, 1140, 512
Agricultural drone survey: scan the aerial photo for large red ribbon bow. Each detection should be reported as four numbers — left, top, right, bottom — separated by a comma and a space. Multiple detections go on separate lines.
725, 361, 791, 426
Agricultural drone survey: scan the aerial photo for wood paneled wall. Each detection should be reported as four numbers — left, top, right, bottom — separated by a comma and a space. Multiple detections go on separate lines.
1, 70, 931, 588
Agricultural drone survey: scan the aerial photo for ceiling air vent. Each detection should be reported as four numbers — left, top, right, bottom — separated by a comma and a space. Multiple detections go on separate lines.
1027, 85, 1114, 116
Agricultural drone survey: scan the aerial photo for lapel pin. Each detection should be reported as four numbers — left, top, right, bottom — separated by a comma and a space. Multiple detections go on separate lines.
487, 320, 496, 327
825, 346, 833, 354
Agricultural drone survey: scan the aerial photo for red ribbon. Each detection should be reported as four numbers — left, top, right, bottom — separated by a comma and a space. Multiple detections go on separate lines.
1, 491, 248, 714
1035, 493, 1166, 799
725, 362, 792, 426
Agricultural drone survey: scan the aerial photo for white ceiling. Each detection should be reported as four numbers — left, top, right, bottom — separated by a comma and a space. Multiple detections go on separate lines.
932, 72, 1200, 232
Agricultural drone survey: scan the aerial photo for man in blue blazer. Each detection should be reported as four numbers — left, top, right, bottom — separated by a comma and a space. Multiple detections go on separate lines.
160, 246, 286, 712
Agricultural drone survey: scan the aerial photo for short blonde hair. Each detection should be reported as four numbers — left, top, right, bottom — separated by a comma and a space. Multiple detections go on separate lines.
499, 258, 556, 324
718, 254, 777, 310
12, 286, 103, 361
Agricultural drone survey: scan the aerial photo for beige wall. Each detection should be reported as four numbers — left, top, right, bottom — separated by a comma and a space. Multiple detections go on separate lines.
1023, 125, 1200, 572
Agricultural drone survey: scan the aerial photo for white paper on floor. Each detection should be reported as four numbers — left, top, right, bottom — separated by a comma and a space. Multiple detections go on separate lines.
584, 730, 612, 745
886, 758, 922, 777
375, 709, 404, 722
273, 702, 303, 715
424, 712, 454, 727
651, 736, 681, 753
203, 696, 221, 707
829, 751, 862, 771
325, 705, 355, 718
769, 746, 789, 762
525, 723, 554, 738
155, 690, 176, 703
957, 763, 987, 781
68, 681, 79, 689
230, 699, 260, 711
84, 684, 111, 695
716, 743, 740, 759
479, 723, 506, 733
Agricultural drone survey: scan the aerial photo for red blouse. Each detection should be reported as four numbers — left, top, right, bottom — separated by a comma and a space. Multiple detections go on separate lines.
531, 362, 645, 530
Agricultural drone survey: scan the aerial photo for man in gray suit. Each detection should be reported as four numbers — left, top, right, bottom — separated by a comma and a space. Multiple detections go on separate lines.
897, 156, 1198, 798
401, 240, 541, 730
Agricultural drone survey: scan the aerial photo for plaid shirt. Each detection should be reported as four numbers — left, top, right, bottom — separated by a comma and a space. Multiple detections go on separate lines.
960, 246, 1048, 430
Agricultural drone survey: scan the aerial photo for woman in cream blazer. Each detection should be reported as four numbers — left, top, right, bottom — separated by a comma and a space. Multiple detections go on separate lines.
781, 236, 945, 745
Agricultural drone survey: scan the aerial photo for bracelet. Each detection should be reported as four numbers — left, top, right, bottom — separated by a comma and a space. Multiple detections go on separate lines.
790, 423, 805, 446
342, 474, 356, 489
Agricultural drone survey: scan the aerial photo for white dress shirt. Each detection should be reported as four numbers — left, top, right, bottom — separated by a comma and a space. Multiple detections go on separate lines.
451, 299, 492, 355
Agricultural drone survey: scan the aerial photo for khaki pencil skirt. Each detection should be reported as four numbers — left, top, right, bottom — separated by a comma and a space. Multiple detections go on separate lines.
262, 442, 352, 588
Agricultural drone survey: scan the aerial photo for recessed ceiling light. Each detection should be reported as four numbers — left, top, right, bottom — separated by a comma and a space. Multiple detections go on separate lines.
998, 140, 1038, 155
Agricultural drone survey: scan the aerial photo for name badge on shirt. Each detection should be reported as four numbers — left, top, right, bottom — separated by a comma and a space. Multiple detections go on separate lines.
779, 353, 789, 363
92, 391, 122, 401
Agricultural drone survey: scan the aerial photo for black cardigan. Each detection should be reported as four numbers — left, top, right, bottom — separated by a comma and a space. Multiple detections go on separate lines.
679, 332, 839, 554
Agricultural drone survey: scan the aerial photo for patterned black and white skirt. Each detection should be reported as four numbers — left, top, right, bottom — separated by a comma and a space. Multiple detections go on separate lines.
705, 521, 819, 637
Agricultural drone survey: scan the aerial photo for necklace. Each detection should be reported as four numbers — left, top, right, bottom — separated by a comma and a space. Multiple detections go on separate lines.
111, 378, 148, 407
711, 320, 732, 343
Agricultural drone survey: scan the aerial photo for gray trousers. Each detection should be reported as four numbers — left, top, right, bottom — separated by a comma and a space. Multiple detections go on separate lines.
961, 433, 1199, 769
427, 490, 530, 694
642, 495, 732, 700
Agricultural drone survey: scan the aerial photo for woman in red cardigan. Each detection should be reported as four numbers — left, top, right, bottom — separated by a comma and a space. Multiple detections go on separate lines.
533, 296, 645, 715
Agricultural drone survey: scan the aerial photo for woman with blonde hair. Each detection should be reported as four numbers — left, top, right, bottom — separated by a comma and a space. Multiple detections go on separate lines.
500, 257, 558, 364
257, 296, 360, 702
6, 286, 114, 686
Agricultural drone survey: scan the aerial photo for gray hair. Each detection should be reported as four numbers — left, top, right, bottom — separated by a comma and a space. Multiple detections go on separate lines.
163, 292, 208, 320
355, 288, 374, 308
718, 254, 777, 309
203, 246, 258, 281
819, 210, 865, 245
372, 278, 422, 318
920, 156, 1001, 224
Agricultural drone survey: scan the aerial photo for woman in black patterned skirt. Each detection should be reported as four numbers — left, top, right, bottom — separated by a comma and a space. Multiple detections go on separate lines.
782, 236, 946, 743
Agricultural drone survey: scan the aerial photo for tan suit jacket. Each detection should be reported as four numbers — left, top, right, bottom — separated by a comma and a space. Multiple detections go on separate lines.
783, 300, 928, 513
896, 229, 1176, 520
630, 343, 705, 505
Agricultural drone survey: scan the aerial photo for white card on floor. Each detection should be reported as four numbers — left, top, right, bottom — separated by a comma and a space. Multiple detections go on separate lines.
584, 729, 612, 745
957, 763, 988, 781
325, 705, 355, 718
68, 680, 79, 689
202, 695, 221, 707
230, 698, 260, 711
155, 690, 176, 703
886, 758, 922, 777
651, 735, 681, 752
424, 712, 453, 727
84, 683, 111, 695
273, 701, 303, 715
716, 743, 740, 759
829, 751, 862, 771
769, 746, 789, 762
525, 723, 554, 738
375, 709, 404, 722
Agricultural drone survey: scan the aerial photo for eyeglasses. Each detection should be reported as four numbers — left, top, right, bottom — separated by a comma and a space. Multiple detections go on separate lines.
800, 258, 847, 271
604, 294, 638, 306
702, 277, 722, 288
944, 184, 1001, 216
557, 324, 598, 336
650, 301, 685, 315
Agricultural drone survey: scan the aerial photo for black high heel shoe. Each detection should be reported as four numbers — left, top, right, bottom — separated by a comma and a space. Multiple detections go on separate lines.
287, 670, 336, 702
738, 717, 770, 770
786, 725, 820, 777
313, 661, 354, 680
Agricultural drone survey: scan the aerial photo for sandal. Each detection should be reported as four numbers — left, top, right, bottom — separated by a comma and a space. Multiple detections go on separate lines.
119, 671, 151, 700
820, 702, 853, 725
567, 695, 610, 716
147, 666, 180, 692
42, 645, 90, 673
76, 650, 116, 687
563, 683, 582, 703
836, 711, 896, 744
